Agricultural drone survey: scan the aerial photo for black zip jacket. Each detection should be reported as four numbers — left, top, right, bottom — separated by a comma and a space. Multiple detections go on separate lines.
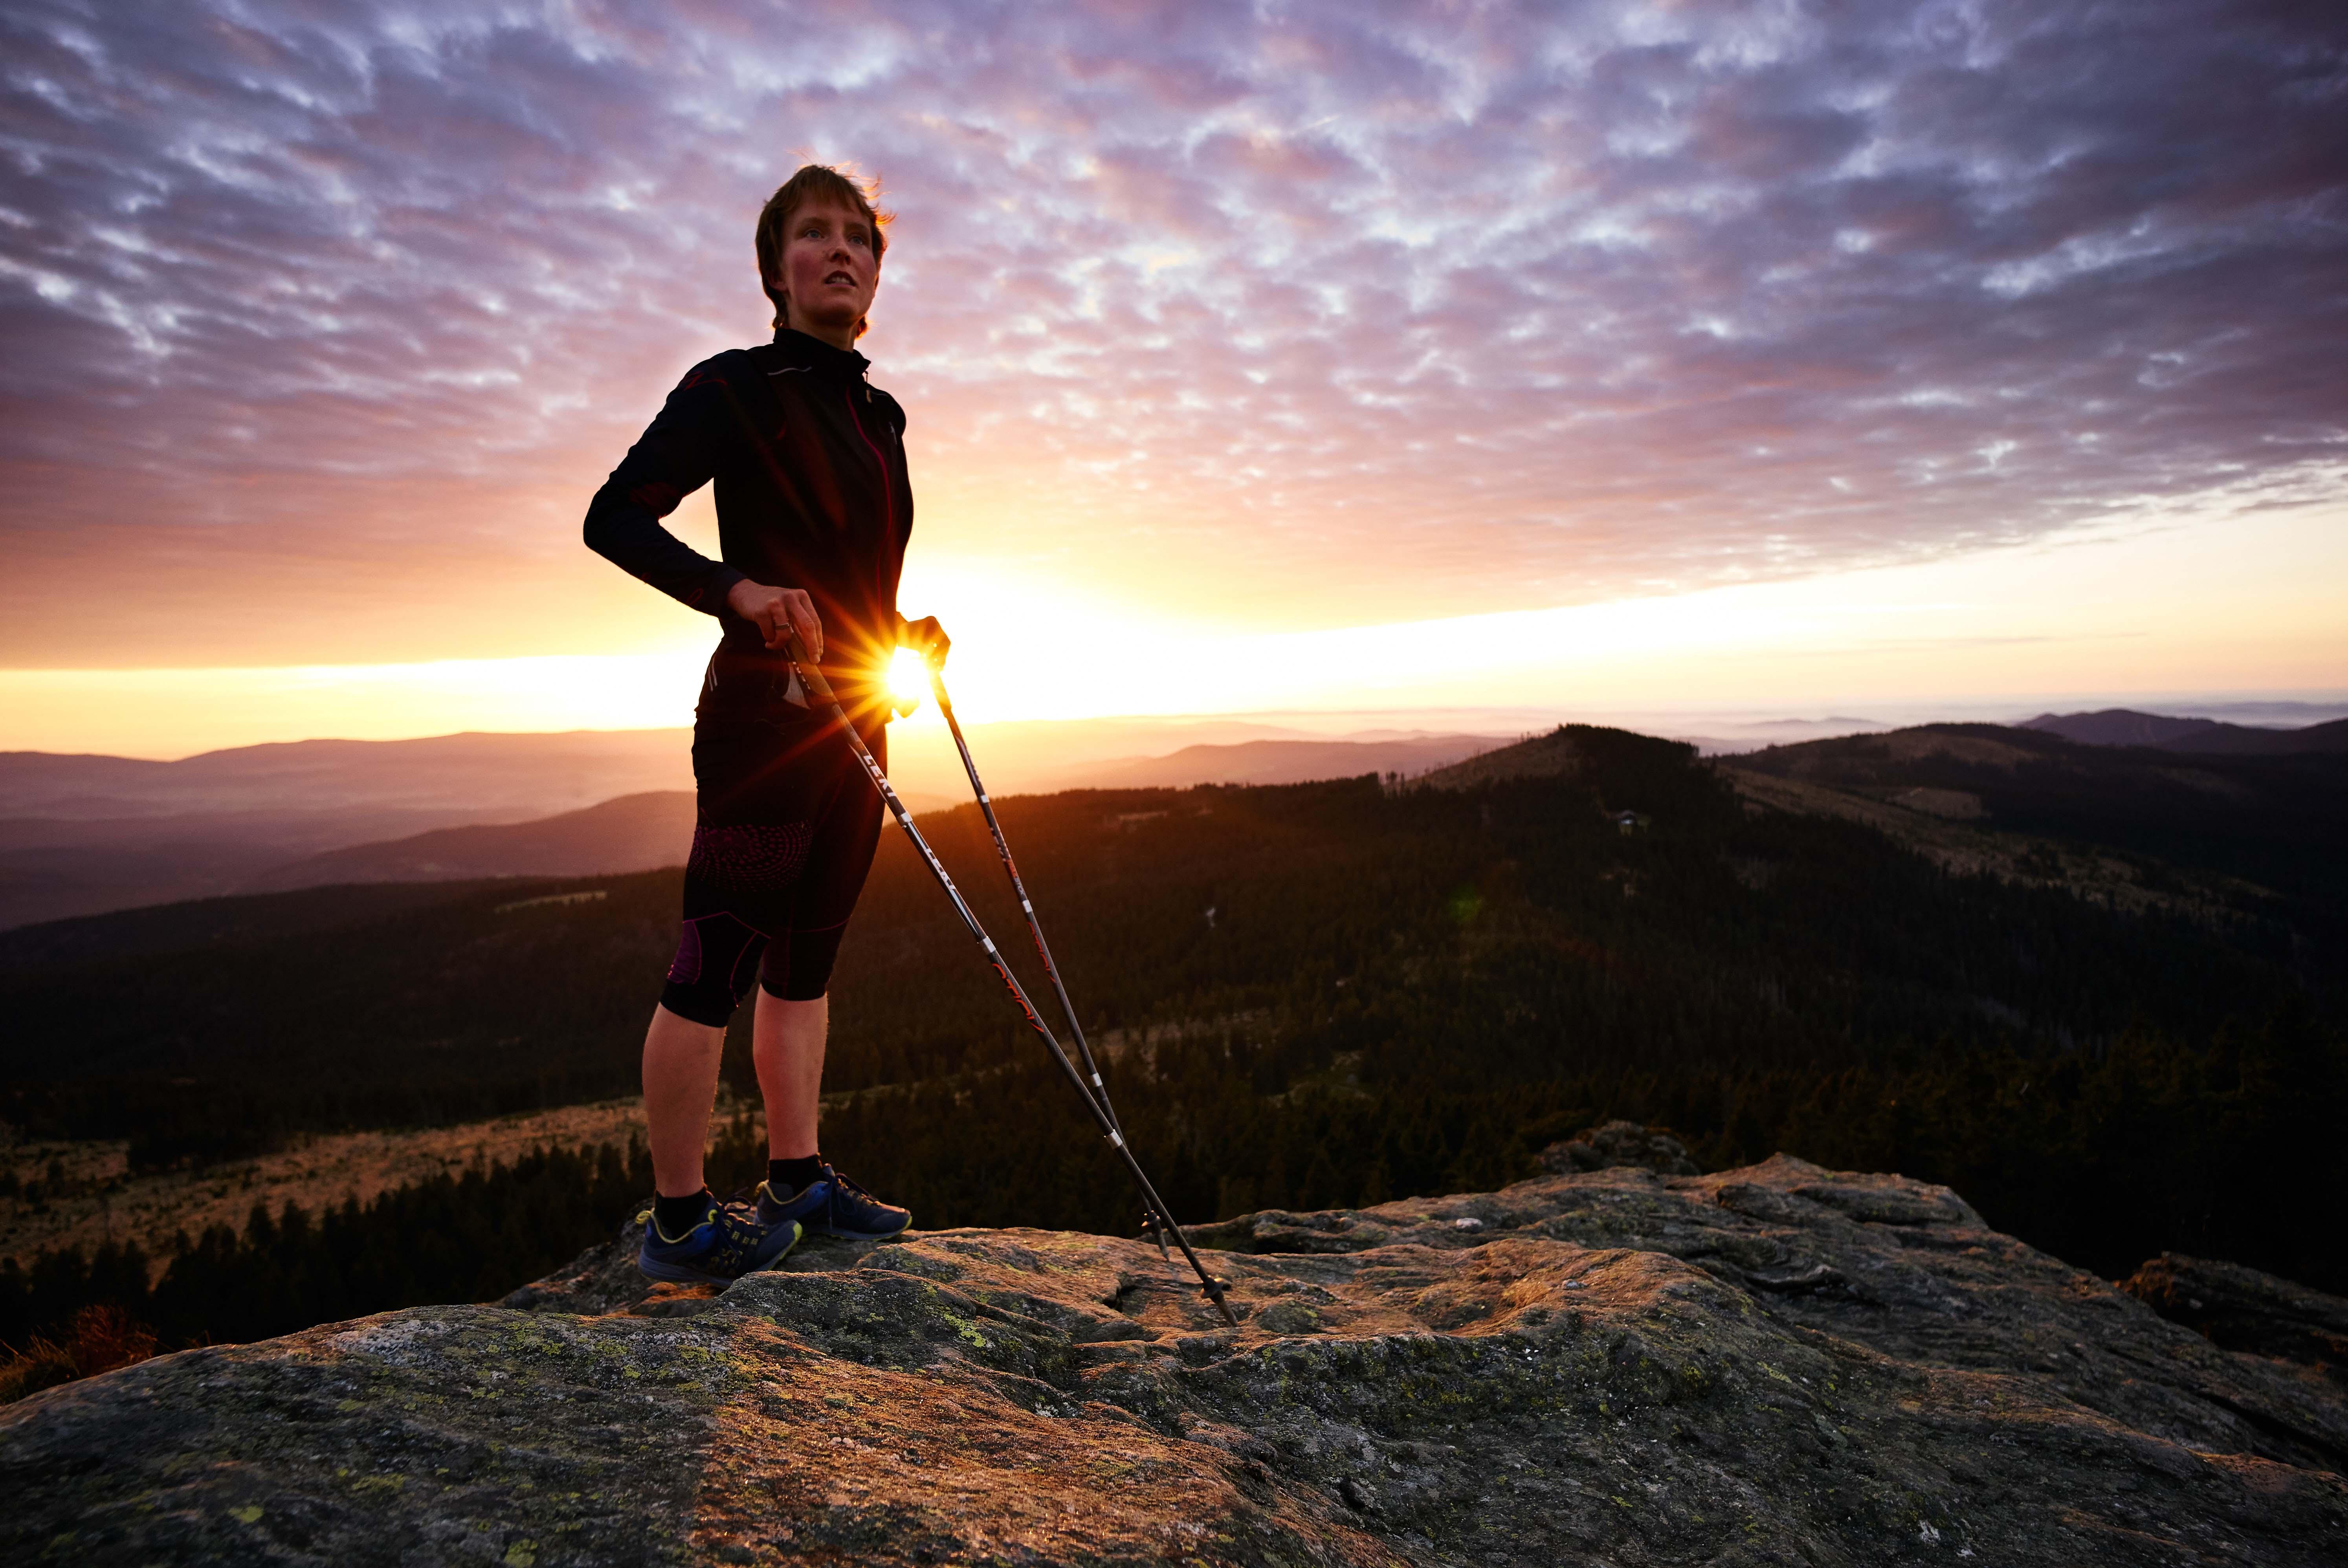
583, 328, 912, 715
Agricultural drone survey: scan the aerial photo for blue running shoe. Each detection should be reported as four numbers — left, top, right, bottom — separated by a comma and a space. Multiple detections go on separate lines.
763, 1162, 908, 1242
637, 1192, 801, 1284
751, 1174, 835, 1234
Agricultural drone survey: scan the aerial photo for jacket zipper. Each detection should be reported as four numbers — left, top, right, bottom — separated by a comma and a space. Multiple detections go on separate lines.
844, 381, 895, 603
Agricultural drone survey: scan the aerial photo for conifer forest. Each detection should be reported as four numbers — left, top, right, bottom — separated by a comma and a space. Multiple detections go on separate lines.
4, 727, 2342, 1363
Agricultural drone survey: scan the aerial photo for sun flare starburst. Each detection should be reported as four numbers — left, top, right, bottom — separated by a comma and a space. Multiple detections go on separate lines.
888, 645, 932, 710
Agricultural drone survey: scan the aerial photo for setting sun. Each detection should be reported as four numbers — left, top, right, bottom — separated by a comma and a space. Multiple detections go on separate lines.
888, 645, 932, 711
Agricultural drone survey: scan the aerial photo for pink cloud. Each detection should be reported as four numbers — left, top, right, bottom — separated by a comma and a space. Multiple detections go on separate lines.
0, 0, 2342, 666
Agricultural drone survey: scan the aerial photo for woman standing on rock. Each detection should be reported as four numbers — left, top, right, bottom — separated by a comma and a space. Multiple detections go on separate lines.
583, 165, 944, 1282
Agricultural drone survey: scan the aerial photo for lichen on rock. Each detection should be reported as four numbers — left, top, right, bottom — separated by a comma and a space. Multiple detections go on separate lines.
5, 1150, 2345, 1565
1535, 1119, 1702, 1177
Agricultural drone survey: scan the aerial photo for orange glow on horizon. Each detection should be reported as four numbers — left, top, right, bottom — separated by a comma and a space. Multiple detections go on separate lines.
1, 498, 2341, 758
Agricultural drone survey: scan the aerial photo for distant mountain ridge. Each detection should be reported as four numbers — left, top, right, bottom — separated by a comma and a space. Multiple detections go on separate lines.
2018, 707, 2348, 754
241, 739, 1508, 893
1726, 720, 2348, 915
0, 729, 694, 819
1415, 726, 1592, 789
0, 731, 695, 931
0, 724, 1517, 929
1069, 734, 1497, 788
239, 791, 702, 893
11, 711, 2339, 931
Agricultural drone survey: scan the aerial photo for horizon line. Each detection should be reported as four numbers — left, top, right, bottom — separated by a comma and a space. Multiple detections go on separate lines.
11, 687, 2346, 765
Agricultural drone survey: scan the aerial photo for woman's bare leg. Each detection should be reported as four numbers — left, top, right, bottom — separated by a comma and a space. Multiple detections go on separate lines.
753, 989, 828, 1160
642, 1003, 727, 1198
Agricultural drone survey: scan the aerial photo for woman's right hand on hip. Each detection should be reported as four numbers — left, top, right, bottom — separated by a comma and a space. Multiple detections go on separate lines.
726, 580, 822, 659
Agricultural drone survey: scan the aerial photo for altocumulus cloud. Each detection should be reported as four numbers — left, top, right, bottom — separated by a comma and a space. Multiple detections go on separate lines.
1, 0, 2342, 664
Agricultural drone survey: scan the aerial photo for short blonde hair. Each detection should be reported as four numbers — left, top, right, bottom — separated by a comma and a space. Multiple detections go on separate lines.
755, 165, 892, 338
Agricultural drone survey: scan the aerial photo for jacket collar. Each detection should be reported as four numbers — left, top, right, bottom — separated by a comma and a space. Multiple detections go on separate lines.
770, 327, 869, 381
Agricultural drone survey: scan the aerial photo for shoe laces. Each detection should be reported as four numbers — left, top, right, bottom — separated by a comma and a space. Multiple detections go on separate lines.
827, 1166, 881, 1203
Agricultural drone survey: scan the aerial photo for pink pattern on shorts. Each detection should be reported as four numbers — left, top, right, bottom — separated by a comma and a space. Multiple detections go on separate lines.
686, 822, 814, 892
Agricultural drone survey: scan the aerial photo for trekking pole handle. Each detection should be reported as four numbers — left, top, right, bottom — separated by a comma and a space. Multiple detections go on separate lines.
784, 634, 849, 713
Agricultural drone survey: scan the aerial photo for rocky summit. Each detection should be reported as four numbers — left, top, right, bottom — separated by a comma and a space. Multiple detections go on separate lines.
5, 1145, 2345, 1566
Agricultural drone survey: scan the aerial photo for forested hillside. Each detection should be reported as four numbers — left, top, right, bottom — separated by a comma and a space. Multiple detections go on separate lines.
1733, 723, 2348, 931
4, 725, 2342, 1359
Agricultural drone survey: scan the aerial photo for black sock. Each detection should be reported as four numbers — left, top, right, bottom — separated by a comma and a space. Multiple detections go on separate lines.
769, 1155, 824, 1196
653, 1189, 712, 1240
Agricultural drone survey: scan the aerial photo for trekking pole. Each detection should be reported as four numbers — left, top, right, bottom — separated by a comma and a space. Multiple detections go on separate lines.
785, 637, 1237, 1327
923, 661, 1174, 1262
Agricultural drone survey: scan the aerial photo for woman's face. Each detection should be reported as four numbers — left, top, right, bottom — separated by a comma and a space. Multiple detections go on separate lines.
774, 196, 880, 341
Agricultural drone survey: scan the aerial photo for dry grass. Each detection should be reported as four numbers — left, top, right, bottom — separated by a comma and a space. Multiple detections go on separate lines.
1719, 766, 2265, 918
0, 1304, 154, 1404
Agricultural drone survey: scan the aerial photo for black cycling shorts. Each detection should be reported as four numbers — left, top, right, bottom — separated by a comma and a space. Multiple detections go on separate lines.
658, 652, 886, 1024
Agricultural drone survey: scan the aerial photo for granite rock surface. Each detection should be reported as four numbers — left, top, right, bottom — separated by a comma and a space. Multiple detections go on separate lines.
5, 1152, 2345, 1565
1535, 1122, 1701, 1177
2122, 1252, 2348, 1386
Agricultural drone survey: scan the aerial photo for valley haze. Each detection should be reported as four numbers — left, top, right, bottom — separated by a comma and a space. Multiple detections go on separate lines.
4, 700, 2342, 934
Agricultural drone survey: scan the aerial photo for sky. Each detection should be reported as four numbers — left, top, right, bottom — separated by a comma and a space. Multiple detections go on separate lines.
2, 0, 2343, 755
